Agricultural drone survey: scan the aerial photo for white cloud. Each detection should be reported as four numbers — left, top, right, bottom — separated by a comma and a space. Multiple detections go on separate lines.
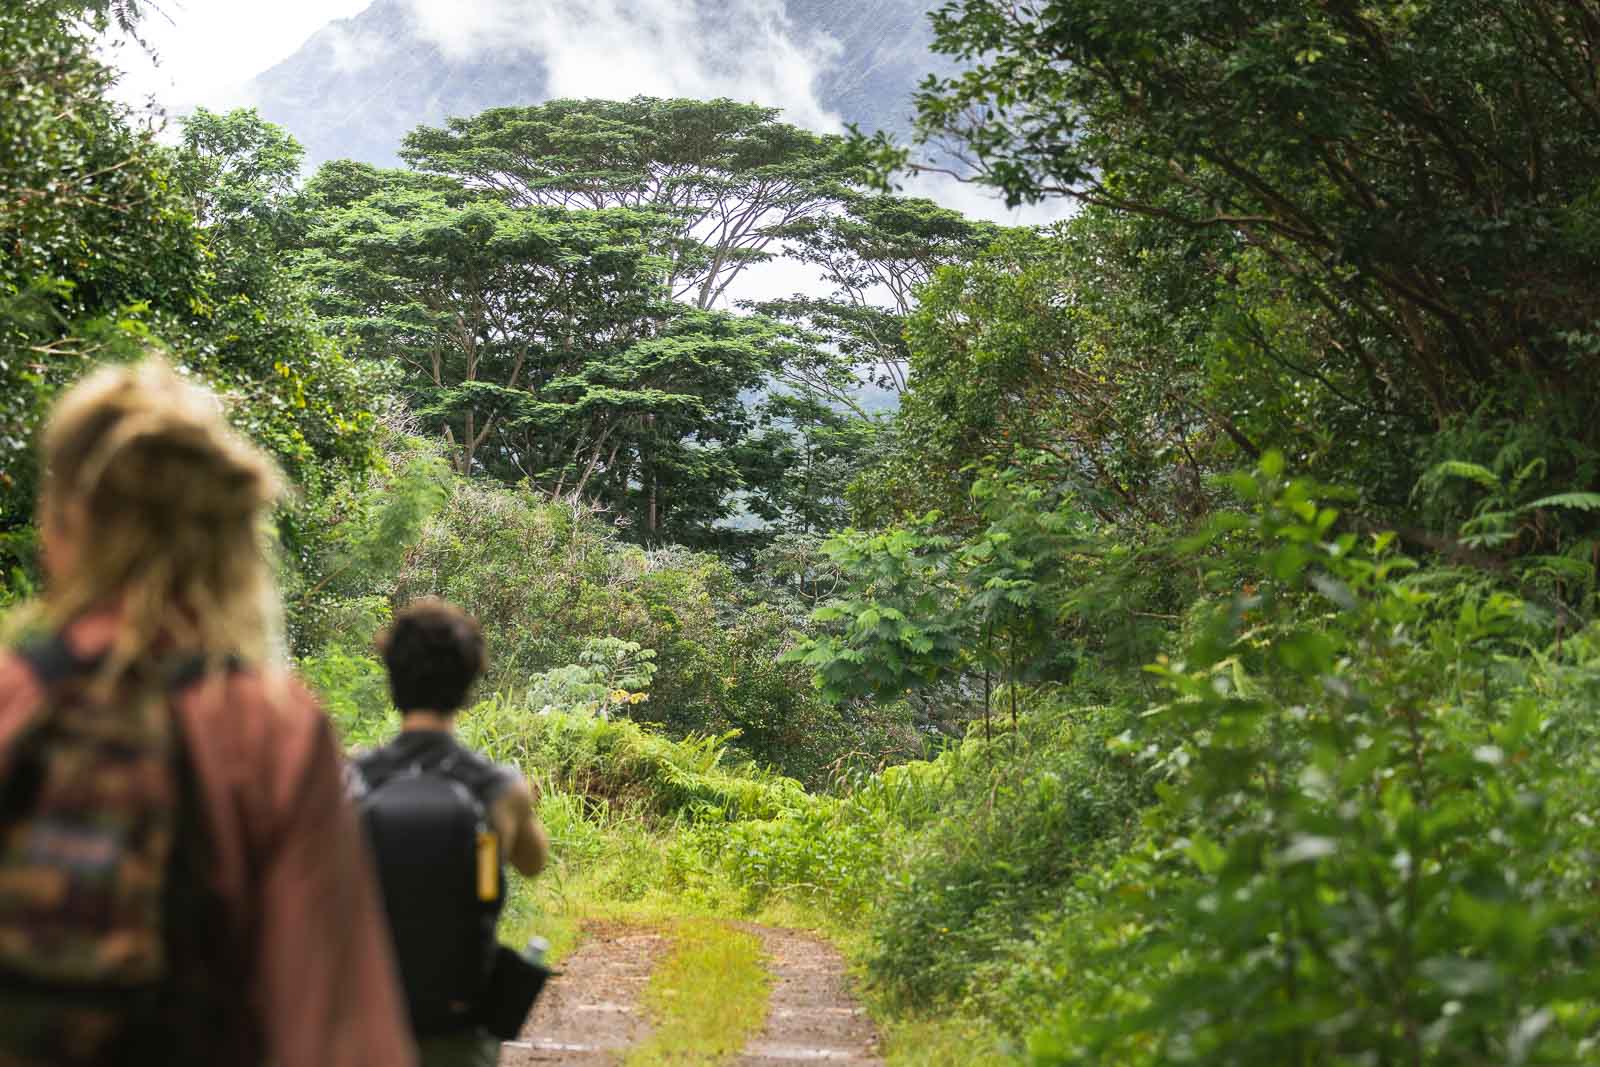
101, 0, 844, 134
96, 0, 1069, 228
102, 0, 372, 115
403, 0, 843, 133
319, 22, 390, 76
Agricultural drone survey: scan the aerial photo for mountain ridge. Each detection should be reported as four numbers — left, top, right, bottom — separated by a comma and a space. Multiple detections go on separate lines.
249, 0, 953, 168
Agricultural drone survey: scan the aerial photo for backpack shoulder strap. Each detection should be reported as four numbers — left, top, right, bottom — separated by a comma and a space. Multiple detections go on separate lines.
14, 634, 100, 688
14, 639, 241, 694
351, 745, 405, 795
436, 748, 514, 808
164, 655, 244, 694
347, 747, 391, 801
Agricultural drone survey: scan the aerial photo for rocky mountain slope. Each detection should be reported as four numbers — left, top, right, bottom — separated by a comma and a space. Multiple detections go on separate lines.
249, 0, 954, 167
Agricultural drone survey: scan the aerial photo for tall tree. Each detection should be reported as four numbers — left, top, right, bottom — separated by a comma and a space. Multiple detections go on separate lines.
755, 193, 1001, 405
401, 97, 857, 309
174, 107, 304, 238
884, 0, 1600, 543
0, 18, 379, 600
1, 1, 207, 587
299, 165, 791, 543
860, 211, 1241, 529
300, 167, 665, 476
171, 108, 380, 499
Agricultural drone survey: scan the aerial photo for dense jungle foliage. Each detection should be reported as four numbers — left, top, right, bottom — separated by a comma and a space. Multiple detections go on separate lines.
7, 1, 1600, 1063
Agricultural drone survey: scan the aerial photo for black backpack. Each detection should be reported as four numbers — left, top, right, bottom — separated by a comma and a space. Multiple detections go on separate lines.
351, 743, 505, 1037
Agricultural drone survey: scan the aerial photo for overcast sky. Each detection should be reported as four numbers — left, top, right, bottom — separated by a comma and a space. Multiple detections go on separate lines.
102, 0, 1067, 240
105, 0, 371, 112
106, 0, 833, 122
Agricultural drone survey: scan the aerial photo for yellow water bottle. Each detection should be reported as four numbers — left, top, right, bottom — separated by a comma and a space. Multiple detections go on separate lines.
476, 828, 499, 902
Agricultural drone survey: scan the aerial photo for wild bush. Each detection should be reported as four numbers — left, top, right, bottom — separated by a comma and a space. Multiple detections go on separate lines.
1026, 455, 1600, 1064
297, 467, 913, 783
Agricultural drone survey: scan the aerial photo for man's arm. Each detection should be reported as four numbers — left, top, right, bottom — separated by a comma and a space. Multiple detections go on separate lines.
494, 777, 550, 878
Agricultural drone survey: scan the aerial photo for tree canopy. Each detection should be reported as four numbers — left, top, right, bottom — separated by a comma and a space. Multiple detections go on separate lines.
402, 97, 857, 309
1, 17, 378, 602
896, 1, 1600, 442
298, 162, 802, 545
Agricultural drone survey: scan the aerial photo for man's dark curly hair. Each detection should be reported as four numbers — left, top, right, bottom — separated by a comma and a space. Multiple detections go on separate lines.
378, 598, 486, 714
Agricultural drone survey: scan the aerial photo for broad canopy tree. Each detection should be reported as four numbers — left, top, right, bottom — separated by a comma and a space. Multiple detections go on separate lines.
298, 163, 789, 544
401, 97, 858, 310
308, 100, 1005, 546
755, 193, 1002, 406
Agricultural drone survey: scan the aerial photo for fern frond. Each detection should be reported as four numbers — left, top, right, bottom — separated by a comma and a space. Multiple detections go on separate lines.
1458, 508, 1518, 549
1519, 492, 1600, 514
1422, 460, 1500, 492
1516, 555, 1596, 584
1509, 457, 1547, 495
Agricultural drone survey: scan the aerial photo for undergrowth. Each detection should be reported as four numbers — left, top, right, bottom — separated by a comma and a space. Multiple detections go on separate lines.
320, 461, 1600, 1066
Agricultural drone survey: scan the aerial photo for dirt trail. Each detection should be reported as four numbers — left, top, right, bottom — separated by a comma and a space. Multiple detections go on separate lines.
499, 922, 668, 1065
497, 922, 881, 1066
735, 926, 884, 1066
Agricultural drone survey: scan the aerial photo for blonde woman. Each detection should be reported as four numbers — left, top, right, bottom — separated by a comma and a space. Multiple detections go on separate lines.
0, 358, 417, 1066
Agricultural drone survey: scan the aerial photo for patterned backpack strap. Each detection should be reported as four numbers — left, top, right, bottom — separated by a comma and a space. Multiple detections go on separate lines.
14, 641, 243, 697
164, 653, 243, 693
146, 653, 262, 1067
14, 633, 101, 688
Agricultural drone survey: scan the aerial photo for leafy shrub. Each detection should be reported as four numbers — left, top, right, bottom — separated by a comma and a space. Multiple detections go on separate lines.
296, 643, 392, 746
295, 466, 913, 783
380, 480, 899, 782
455, 698, 808, 823
1027, 455, 1600, 1064
861, 705, 1147, 1010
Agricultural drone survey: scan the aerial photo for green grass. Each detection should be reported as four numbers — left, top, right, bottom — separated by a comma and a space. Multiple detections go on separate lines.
881, 1018, 1016, 1066
499, 871, 582, 965
625, 919, 771, 1065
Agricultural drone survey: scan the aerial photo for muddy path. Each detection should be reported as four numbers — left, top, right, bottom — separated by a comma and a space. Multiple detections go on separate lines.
497, 921, 882, 1065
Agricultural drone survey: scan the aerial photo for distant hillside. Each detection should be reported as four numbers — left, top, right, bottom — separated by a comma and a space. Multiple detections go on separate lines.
249, 0, 954, 167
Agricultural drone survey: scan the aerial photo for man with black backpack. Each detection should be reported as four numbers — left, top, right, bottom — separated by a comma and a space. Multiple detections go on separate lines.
350, 599, 550, 1066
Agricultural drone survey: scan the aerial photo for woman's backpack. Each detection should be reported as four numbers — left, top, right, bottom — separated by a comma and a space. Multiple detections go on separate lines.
0, 637, 234, 1065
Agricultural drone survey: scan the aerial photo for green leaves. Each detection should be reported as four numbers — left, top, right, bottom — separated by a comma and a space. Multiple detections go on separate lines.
1424, 460, 1502, 494
1042, 454, 1600, 1064
1523, 492, 1600, 514
786, 466, 1116, 721
297, 157, 833, 546
785, 523, 968, 704
0, 11, 383, 598
400, 96, 856, 311
893, 0, 1600, 563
